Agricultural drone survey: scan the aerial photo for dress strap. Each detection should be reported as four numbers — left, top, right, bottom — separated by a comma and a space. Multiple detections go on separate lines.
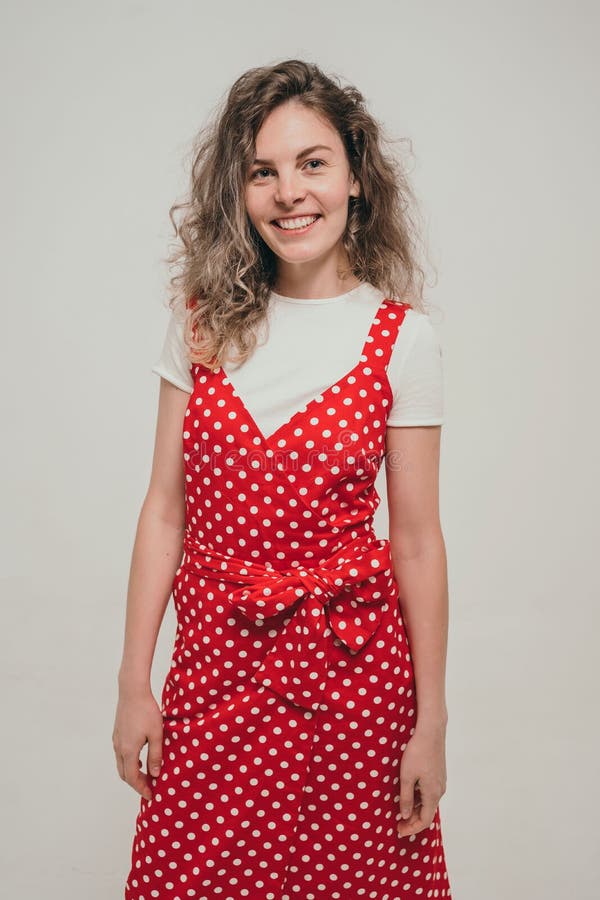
360, 297, 411, 372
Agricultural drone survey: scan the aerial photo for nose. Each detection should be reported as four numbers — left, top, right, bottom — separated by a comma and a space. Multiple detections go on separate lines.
273, 171, 306, 207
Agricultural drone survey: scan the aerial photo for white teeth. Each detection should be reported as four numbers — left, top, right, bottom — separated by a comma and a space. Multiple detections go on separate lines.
274, 215, 319, 230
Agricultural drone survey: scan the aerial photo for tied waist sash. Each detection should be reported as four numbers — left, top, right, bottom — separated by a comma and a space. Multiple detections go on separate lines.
180, 533, 396, 712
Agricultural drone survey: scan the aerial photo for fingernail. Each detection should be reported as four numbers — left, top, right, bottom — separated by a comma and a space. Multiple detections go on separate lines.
151, 765, 160, 776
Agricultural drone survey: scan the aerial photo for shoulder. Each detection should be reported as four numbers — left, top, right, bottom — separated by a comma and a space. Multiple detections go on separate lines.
150, 301, 195, 393
385, 306, 444, 426
388, 306, 443, 367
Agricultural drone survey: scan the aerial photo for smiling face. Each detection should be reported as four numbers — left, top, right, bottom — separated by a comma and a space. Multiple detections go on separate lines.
244, 100, 360, 290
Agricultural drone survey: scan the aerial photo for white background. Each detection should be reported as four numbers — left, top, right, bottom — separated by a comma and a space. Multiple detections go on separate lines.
1, 1, 598, 897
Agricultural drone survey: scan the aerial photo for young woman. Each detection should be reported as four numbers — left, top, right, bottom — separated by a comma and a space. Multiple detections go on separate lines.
114, 59, 452, 899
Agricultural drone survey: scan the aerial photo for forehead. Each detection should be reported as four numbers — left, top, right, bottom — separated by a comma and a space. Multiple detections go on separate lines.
254, 101, 342, 158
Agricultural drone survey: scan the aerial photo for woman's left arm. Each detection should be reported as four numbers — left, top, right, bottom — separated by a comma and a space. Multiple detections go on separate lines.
385, 423, 449, 833
385, 423, 448, 727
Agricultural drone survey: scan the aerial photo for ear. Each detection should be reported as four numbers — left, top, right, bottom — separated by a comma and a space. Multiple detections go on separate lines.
349, 173, 361, 199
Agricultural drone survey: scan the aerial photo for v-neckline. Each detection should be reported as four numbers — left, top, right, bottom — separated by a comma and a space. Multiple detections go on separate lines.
218, 296, 392, 447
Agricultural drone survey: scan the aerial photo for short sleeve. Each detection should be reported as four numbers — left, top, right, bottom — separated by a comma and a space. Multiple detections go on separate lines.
151, 307, 194, 393
386, 311, 444, 426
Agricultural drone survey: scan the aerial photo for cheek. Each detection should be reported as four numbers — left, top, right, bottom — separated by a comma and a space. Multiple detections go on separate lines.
244, 188, 259, 217
244, 198, 254, 223
245, 194, 270, 230
317, 180, 353, 213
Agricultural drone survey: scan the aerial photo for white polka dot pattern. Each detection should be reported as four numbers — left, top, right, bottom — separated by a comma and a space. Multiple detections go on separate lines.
124, 298, 453, 899
180, 532, 397, 712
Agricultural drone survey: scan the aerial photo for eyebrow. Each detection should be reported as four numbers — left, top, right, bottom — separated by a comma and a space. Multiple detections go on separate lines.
251, 144, 334, 166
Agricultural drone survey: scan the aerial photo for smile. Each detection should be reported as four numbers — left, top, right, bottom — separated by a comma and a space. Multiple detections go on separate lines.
271, 214, 321, 234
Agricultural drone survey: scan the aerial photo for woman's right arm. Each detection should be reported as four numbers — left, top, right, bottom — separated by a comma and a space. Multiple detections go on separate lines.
112, 377, 191, 800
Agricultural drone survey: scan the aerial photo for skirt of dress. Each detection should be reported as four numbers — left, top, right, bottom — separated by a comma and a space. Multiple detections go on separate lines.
124, 566, 453, 900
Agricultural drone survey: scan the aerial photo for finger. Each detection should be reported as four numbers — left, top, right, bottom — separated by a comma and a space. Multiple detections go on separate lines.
112, 735, 125, 780
397, 781, 423, 834
397, 799, 438, 837
419, 797, 438, 829
397, 806, 421, 835
398, 775, 418, 819
123, 752, 153, 801
146, 729, 164, 779
414, 781, 436, 818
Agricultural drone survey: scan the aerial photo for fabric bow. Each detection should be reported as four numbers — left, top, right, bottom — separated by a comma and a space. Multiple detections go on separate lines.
181, 534, 394, 712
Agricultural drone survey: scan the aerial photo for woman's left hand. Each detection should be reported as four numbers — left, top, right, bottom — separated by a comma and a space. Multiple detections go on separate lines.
397, 720, 447, 836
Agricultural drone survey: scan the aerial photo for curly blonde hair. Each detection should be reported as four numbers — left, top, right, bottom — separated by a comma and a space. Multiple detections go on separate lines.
163, 58, 436, 372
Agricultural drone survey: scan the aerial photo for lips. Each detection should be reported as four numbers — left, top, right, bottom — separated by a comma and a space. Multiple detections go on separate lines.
271, 213, 320, 222
271, 214, 321, 231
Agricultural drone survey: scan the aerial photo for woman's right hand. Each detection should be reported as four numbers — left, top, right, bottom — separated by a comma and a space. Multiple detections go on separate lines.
112, 686, 164, 802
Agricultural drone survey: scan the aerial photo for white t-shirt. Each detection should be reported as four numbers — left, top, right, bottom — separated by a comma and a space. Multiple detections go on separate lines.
151, 281, 444, 439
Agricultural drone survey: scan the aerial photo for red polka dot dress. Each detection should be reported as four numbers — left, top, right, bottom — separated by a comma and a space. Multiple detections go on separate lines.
124, 296, 453, 899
